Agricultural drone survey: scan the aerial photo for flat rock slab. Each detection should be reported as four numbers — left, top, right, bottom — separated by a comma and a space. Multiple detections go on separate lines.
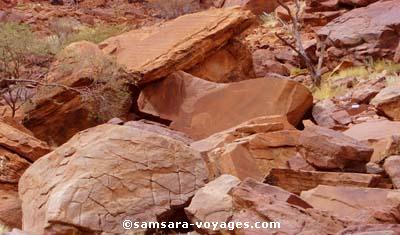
138, 71, 312, 140
265, 168, 381, 194
318, 0, 400, 59
344, 120, 400, 163
301, 185, 400, 224
299, 125, 373, 171
230, 179, 346, 234
100, 7, 255, 84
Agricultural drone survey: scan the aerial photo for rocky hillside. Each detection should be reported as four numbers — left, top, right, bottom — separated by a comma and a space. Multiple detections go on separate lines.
1, 0, 400, 234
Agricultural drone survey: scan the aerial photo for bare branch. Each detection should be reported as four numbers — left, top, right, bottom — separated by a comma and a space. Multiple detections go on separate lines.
275, 0, 325, 87
3, 79, 83, 93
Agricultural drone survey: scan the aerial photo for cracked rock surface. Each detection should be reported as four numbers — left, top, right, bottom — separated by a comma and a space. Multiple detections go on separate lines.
19, 124, 208, 235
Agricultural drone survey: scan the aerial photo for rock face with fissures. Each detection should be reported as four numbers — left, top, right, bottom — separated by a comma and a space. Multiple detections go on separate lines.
19, 124, 208, 235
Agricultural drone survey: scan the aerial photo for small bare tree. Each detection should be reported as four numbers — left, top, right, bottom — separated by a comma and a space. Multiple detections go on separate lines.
275, 0, 330, 87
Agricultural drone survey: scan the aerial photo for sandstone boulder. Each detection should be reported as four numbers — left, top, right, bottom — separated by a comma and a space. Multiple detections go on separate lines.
0, 189, 22, 229
191, 115, 300, 180
338, 224, 400, 235
100, 8, 255, 84
265, 168, 381, 194
299, 125, 373, 171
312, 99, 339, 128
138, 71, 313, 140
23, 41, 133, 146
19, 124, 208, 234
344, 120, 400, 163
185, 175, 240, 233
223, 0, 278, 15
301, 185, 400, 224
123, 120, 193, 145
0, 147, 30, 191
230, 179, 346, 234
339, 0, 378, 7
318, 0, 400, 61
0, 121, 49, 162
383, 155, 400, 189
371, 86, 400, 121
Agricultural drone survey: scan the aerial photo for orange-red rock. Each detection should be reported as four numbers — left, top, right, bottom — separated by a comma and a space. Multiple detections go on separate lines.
230, 179, 346, 234
138, 71, 313, 140
299, 125, 373, 170
383, 155, 400, 189
338, 224, 400, 235
301, 185, 400, 224
0, 122, 49, 162
318, 0, 400, 61
344, 120, 400, 163
187, 40, 256, 83
371, 85, 400, 121
223, 0, 278, 15
265, 168, 381, 194
100, 7, 255, 84
0, 189, 22, 229
191, 115, 300, 180
19, 124, 208, 234
0, 148, 30, 191
185, 175, 240, 234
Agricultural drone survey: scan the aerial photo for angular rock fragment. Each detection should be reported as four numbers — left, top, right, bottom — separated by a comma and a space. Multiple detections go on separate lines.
371, 86, 400, 121
344, 120, 400, 163
100, 7, 255, 84
301, 185, 400, 224
230, 179, 346, 234
185, 175, 240, 233
383, 155, 400, 189
318, 0, 400, 61
299, 125, 373, 171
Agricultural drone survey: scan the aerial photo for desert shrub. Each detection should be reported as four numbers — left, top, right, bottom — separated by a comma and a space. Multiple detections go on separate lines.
148, 0, 200, 19
0, 22, 51, 116
81, 55, 133, 122
28, 46, 134, 122
0, 22, 50, 79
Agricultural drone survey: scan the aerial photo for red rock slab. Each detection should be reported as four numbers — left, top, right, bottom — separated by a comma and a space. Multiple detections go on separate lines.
265, 168, 381, 194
